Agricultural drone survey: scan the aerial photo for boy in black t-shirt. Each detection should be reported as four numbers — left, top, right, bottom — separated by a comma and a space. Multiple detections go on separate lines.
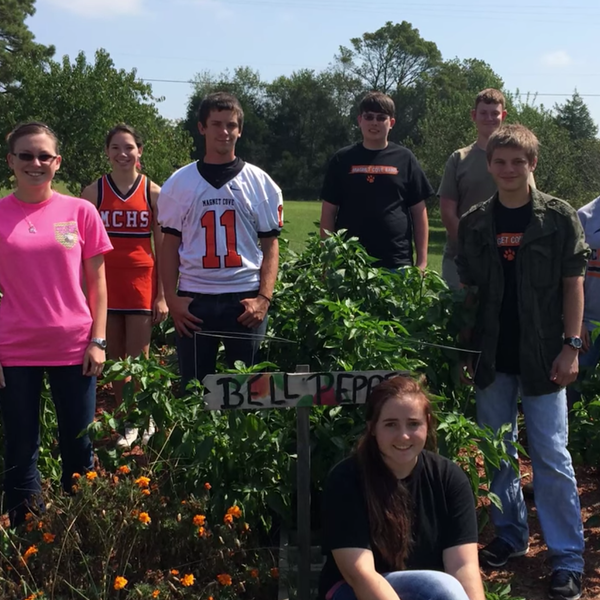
456, 125, 587, 600
320, 92, 433, 269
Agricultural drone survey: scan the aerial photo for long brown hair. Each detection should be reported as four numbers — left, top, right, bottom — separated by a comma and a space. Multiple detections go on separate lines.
355, 375, 437, 570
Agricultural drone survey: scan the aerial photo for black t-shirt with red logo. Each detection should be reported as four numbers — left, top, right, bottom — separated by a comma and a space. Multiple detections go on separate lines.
494, 199, 532, 373
321, 142, 434, 268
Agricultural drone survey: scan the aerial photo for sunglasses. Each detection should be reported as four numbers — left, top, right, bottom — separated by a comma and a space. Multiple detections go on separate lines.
12, 152, 58, 163
362, 113, 390, 122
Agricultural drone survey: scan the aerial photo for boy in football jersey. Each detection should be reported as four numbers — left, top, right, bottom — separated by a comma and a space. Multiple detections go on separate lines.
320, 91, 433, 270
158, 92, 283, 389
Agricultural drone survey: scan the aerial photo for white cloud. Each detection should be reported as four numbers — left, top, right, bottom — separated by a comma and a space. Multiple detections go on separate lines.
47, 0, 144, 18
540, 50, 573, 68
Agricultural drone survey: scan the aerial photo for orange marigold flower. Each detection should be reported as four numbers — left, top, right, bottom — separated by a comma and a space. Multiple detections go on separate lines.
26, 522, 35, 532
226, 505, 242, 519
142, 489, 151, 496
180, 500, 187, 505
170, 569, 180, 576
152, 591, 160, 598
112, 475, 119, 485
223, 513, 233, 525
86, 471, 98, 481
114, 576, 128, 590
217, 573, 232, 586
197, 526, 208, 538
180, 573, 194, 587
71, 484, 79, 493
25, 512, 34, 522
270, 567, 279, 579
204, 482, 211, 490
250, 568, 259, 578
37, 521, 43, 530
43, 532, 56, 544
72, 473, 81, 479
138, 512, 151, 525
117, 465, 131, 474
208, 597, 214, 600
131, 509, 139, 517
192, 514, 206, 527
23, 545, 38, 561
135, 476, 151, 488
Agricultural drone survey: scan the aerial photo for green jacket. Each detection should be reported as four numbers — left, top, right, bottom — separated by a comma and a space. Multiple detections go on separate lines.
456, 189, 589, 396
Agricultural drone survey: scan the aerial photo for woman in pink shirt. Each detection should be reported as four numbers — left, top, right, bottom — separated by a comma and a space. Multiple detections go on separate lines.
0, 122, 113, 526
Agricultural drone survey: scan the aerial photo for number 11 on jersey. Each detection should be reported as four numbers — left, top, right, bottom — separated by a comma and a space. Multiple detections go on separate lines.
200, 209, 243, 269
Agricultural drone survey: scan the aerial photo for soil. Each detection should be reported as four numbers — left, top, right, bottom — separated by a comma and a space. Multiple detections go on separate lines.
479, 459, 600, 600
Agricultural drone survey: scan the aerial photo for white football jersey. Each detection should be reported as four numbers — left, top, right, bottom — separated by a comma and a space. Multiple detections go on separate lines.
158, 161, 283, 294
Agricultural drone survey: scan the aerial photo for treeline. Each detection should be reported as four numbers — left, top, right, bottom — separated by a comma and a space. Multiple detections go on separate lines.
2, 2, 600, 206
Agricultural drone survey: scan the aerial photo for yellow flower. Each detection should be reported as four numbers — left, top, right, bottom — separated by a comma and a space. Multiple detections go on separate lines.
23, 545, 38, 561
226, 505, 242, 519
117, 465, 131, 474
114, 576, 128, 590
152, 591, 160, 598
223, 513, 233, 525
217, 573, 232, 586
43, 532, 56, 544
138, 512, 151, 525
192, 514, 206, 527
86, 471, 98, 481
135, 476, 151, 488
180, 573, 194, 587
142, 489, 151, 496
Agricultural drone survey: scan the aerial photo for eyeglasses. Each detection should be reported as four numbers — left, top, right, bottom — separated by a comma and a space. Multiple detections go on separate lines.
361, 113, 390, 122
12, 152, 58, 163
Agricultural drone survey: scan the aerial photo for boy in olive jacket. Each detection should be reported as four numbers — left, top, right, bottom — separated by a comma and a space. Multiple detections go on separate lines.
456, 124, 588, 600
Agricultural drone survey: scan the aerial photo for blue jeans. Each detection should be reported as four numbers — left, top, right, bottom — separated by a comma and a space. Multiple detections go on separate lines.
0, 365, 96, 527
476, 373, 584, 572
176, 290, 268, 390
330, 571, 468, 600
566, 325, 600, 410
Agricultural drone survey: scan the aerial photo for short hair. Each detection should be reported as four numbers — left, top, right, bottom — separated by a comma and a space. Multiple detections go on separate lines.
6, 121, 60, 154
486, 124, 539, 165
106, 123, 143, 148
359, 91, 395, 118
475, 88, 506, 110
198, 92, 244, 130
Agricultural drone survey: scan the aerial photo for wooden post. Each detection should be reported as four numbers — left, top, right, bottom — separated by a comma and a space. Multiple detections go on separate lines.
296, 364, 311, 600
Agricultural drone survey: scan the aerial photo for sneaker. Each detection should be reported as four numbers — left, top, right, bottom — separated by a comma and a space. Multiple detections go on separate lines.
549, 570, 582, 600
115, 427, 139, 449
479, 537, 528, 567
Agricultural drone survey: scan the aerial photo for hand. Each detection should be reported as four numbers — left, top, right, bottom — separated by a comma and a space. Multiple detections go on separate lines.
415, 261, 427, 272
237, 296, 269, 329
550, 346, 579, 387
0, 363, 5, 388
152, 296, 169, 325
167, 295, 202, 338
580, 323, 591, 353
83, 343, 106, 377
459, 355, 474, 385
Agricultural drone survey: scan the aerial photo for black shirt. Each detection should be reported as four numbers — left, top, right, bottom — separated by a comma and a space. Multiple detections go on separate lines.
320, 143, 434, 268
318, 451, 478, 600
197, 157, 246, 189
494, 200, 532, 374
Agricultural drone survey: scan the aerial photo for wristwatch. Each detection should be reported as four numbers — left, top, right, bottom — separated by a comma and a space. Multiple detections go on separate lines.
90, 337, 107, 350
564, 336, 583, 350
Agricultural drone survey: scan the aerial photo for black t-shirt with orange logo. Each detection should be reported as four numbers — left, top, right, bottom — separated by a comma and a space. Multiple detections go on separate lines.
321, 142, 434, 268
494, 200, 532, 373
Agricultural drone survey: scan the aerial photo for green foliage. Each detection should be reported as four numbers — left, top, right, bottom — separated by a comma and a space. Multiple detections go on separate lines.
555, 91, 599, 141
0, 467, 278, 599
484, 582, 525, 600
2, 49, 192, 192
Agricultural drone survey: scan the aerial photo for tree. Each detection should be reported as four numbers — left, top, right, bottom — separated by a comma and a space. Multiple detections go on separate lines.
1, 49, 192, 192
0, 0, 54, 93
336, 21, 441, 94
554, 91, 598, 141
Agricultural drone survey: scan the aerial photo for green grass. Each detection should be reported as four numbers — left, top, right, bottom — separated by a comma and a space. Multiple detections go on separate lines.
282, 200, 445, 275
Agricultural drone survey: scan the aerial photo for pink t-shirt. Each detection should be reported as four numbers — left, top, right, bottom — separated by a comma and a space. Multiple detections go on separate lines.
0, 192, 113, 366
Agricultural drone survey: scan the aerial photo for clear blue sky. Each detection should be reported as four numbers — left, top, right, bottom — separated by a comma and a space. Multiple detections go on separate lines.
29, 0, 600, 129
